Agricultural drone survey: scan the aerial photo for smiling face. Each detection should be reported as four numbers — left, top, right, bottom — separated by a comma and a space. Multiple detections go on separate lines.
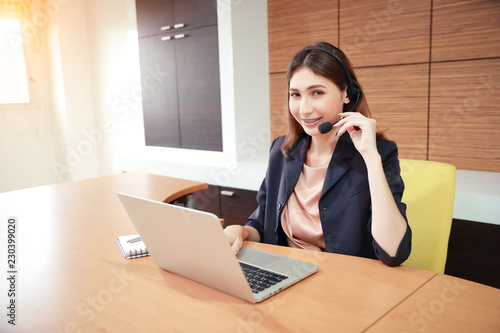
288, 67, 350, 136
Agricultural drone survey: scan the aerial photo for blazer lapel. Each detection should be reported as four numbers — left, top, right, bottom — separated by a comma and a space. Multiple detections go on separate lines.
278, 136, 309, 205
321, 134, 355, 198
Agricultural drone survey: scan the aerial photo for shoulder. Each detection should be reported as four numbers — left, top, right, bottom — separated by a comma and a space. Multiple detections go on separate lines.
376, 138, 399, 159
376, 138, 404, 189
267, 134, 309, 169
274, 134, 311, 158
266, 135, 287, 168
269, 135, 308, 157
376, 137, 398, 150
270, 135, 286, 151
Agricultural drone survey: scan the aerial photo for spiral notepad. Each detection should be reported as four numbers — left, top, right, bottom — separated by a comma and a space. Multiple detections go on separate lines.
117, 234, 150, 259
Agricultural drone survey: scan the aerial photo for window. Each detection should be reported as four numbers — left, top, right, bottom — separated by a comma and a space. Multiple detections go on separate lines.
0, 18, 30, 104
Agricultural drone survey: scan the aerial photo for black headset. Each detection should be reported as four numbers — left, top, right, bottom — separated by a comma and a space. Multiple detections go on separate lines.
305, 47, 361, 112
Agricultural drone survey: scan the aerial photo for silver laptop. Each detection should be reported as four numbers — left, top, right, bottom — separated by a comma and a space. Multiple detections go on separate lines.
117, 192, 319, 303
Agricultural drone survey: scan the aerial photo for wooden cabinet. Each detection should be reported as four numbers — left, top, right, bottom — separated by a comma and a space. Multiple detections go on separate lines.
191, 185, 258, 227
135, 0, 222, 151
136, 0, 174, 38
191, 184, 221, 217
172, 0, 218, 31
219, 186, 258, 227
138, 34, 180, 146
175, 25, 222, 150
136, 0, 217, 38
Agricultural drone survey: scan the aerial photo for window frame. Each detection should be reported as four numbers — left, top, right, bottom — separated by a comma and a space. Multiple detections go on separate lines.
0, 2, 39, 110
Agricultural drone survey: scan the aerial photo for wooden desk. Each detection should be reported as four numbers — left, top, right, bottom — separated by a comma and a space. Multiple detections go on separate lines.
366, 274, 500, 332
0, 173, 498, 332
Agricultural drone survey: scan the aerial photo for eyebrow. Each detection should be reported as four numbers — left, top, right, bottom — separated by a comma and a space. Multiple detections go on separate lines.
289, 84, 327, 91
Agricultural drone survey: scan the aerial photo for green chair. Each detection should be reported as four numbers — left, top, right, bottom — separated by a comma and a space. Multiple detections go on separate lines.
399, 159, 456, 273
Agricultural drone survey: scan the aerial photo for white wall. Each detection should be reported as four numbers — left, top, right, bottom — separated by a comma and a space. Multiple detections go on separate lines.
222, 0, 271, 162
84, 0, 145, 174
49, 0, 100, 183
48, 0, 144, 184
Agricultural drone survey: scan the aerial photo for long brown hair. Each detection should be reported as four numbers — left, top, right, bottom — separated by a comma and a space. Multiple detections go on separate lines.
281, 42, 384, 155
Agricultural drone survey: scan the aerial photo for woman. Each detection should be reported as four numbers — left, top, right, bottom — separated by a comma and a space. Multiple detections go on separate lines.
225, 42, 411, 266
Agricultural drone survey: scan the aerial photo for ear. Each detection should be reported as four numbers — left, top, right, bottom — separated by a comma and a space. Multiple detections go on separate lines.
343, 89, 350, 104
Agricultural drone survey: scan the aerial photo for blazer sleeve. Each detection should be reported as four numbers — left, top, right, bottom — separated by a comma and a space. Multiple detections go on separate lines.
246, 181, 266, 241
245, 137, 283, 241
370, 140, 412, 266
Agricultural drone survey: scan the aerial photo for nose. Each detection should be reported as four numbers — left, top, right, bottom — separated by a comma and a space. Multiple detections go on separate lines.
299, 96, 313, 116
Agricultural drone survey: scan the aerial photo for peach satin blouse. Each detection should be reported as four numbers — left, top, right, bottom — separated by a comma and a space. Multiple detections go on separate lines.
281, 164, 327, 251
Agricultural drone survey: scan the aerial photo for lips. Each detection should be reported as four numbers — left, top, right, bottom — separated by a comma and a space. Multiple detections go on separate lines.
302, 118, 321, 126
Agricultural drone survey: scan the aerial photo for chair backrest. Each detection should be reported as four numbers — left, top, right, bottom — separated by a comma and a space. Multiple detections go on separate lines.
399, 159, 456, 273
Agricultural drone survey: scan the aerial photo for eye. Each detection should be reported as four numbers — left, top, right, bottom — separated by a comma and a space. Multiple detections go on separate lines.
312, 90, 324, 96
289, 92, 300, 98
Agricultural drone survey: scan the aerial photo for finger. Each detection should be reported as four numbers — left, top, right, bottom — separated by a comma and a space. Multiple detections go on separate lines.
333, 113, 356, 129
232, 237, 243, 255
335, 112, 365, 125
224, 229, 235, 244
338, 111, 364, 117
334, 116, 360, 128
335, 118, 363, 136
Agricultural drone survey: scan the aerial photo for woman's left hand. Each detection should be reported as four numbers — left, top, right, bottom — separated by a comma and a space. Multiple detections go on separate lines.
334, 112, 378, 157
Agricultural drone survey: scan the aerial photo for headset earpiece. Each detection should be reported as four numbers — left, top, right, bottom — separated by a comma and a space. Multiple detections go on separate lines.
345, 82, 361, 112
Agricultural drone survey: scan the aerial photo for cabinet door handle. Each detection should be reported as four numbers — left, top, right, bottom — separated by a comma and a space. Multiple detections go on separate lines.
173, 23, 185, 29
220, 190, 235, 197
174, 33, 186, 39
160, 35, 172, 41
160, 25, 171, 31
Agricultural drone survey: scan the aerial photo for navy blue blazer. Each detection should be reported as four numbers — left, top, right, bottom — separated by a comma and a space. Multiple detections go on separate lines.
247, 133, 412, 266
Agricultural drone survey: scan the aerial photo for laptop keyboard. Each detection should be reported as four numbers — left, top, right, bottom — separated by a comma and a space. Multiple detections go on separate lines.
239, 262, 289, 294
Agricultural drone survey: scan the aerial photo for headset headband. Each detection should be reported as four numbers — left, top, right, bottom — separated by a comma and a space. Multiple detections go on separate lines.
304, 46, 361, 112
304, 47, 357, 98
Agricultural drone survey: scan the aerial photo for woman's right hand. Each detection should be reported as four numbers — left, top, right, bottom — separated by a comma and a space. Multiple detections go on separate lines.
224, 225, 246, 254
224, 225, 260, 255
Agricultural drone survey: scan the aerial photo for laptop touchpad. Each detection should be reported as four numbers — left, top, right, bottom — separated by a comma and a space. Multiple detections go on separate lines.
237, 246, 281, 267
